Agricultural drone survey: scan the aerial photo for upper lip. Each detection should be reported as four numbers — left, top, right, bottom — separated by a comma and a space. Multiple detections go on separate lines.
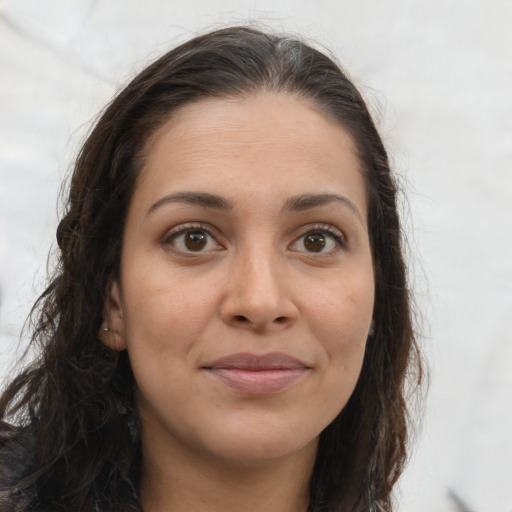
203, 352, 310, 371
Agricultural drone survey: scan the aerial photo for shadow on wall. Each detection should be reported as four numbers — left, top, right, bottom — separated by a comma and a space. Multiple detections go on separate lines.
447, 489, 477, 512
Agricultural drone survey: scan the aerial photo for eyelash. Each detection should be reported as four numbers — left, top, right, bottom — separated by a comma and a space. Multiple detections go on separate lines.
161, 223, 222, 255
292, 224, 346, 254
161, 223, 346, 256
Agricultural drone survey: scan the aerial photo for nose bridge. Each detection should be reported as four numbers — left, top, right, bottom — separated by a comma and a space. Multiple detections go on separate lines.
240, 243, 280, 299
221, 236, 297, 330
234, 237, 282, 305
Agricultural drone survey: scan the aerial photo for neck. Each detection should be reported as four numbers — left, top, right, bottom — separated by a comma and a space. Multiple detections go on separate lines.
139, 429, 316, 512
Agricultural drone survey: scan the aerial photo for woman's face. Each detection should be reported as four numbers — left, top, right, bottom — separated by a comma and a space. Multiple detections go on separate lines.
104, 93, 374, 467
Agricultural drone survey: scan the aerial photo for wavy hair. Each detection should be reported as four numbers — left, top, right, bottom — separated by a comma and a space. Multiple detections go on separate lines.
0, 26, 423, 511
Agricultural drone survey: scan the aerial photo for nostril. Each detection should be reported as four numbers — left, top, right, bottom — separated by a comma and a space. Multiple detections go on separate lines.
234, 315, 248, 322
275, 316, 287, 323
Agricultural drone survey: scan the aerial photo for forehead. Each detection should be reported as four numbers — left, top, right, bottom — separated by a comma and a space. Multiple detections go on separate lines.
136, 93, 367, 216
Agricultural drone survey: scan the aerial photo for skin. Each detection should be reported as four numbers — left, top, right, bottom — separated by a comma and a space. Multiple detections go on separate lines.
102, 93, 375, 512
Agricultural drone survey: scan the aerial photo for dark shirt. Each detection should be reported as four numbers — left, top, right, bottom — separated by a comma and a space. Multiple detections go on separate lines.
0, 428, 39, 511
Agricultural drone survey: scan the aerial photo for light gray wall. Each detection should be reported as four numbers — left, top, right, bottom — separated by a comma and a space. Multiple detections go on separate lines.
1, 1, 511, 511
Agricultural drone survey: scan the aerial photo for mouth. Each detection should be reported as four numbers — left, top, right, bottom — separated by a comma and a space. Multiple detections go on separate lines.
202, 352, 311, 394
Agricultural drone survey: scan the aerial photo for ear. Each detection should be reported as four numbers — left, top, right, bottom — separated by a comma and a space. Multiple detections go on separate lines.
99, 280, 127, 351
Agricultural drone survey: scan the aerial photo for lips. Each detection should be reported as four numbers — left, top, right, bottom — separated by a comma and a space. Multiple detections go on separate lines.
203, 352, 310, 394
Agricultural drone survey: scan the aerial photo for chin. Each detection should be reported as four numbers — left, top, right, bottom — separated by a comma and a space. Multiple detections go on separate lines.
201, 423, 320, 465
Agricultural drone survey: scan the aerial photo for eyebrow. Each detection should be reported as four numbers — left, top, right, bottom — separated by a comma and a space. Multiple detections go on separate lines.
147, 191, 364, 224
284, 193, 364, 225
147, 192, 234, 215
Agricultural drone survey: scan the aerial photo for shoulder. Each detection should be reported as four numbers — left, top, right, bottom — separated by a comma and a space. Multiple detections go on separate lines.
0, 426, 38, 485
0, 425, 39, 511
0, 425, 142, 512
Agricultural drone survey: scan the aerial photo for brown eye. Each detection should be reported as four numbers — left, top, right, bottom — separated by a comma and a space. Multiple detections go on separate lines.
184, 230, 208, 251
304, 233, 326, 252
290, 227, 344, 255
164, 226, 221, 254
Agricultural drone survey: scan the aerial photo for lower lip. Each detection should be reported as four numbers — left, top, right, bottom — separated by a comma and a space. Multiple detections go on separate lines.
206, 368, 307, 394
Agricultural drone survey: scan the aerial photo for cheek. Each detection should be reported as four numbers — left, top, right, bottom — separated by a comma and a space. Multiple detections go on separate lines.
120, 269, 219, 412
305, 272, 374, 398
120, 262, 221, 359
307, 270, 374, 343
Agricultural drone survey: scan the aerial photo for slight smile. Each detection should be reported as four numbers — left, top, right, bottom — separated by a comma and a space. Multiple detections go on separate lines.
203, 352, 311, 394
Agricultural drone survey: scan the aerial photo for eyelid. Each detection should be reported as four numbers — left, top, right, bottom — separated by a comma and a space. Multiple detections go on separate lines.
296, 223, 345, 239
161, 222, 224, 254
160, 222, 346, 257
290, 223, 347, 253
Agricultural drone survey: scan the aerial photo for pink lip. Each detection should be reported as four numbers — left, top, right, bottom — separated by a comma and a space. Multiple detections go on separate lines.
203, 352, 310, 394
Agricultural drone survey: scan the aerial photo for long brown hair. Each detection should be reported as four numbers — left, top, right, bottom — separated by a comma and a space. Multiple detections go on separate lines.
0, 26, 423, 511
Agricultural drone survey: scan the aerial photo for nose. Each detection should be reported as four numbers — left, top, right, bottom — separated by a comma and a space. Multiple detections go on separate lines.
220, 250, 299, 332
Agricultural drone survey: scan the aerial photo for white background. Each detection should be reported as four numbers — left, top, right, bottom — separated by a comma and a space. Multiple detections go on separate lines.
1, 1, 511, 511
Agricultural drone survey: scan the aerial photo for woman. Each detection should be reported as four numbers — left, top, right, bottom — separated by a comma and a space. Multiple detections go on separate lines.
0, 26, 423, 512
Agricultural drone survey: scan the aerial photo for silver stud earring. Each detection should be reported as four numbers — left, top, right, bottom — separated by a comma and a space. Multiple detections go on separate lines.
103, 326, 110, 332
